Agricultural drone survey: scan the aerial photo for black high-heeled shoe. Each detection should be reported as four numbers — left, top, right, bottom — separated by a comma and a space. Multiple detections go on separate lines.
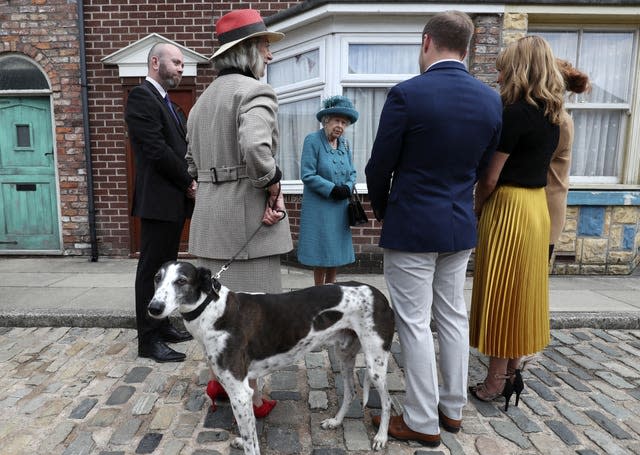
503, 368, 525, 411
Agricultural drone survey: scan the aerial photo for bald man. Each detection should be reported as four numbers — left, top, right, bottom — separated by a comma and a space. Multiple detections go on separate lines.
125, 43, 196, 362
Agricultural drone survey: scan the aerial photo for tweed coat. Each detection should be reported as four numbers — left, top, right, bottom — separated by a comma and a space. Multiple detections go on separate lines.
186, 73, 292, 260
546, 111, 573, 245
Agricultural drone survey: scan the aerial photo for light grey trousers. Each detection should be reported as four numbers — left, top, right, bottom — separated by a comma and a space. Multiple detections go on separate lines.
384, 248, 472, 434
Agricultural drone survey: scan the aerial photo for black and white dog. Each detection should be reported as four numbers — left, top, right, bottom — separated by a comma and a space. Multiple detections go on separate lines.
148, 261, 395, 455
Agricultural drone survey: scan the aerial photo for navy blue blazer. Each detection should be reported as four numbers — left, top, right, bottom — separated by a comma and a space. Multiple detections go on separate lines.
365, 61, 502, 253
125, 80, 192, 222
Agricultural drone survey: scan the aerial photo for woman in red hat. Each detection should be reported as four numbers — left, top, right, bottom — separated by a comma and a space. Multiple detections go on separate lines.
186, 9, 292, 418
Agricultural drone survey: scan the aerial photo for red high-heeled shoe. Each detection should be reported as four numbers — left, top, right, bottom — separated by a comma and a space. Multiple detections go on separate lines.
253, 398, 277, 418
206, 380, 276, 418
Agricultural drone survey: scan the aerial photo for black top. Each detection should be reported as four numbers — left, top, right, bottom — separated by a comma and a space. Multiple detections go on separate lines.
497, 99, 560, 188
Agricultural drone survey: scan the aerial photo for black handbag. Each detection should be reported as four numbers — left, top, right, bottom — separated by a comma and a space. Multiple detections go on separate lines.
348, 186, 368, 226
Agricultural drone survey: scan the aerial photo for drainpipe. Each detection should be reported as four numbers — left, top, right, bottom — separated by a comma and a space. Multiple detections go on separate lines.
77, 1, 99, 262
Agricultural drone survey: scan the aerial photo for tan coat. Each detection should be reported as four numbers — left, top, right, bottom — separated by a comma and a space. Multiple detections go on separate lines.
186, 73, 292, 260
546, 111, 574, 245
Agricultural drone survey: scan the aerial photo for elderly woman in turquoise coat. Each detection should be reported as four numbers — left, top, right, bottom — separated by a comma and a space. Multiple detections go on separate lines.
298, 96, 359, 285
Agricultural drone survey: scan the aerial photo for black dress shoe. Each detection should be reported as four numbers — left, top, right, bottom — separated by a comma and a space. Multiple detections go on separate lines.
138, 341, 186, 363
159, 324, 193, 343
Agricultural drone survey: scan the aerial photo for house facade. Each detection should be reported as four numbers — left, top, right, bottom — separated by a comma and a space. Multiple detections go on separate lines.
1, 0, 639, 274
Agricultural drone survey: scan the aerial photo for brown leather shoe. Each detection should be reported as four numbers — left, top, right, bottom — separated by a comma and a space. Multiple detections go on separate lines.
372, 415, 440, 447
438, 408, 462, 433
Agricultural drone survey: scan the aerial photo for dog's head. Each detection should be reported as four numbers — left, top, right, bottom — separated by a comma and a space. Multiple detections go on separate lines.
148, 261, 215, 319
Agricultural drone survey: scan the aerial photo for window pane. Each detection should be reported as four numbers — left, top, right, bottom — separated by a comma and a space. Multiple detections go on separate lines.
348, 44, 419, 74
16, 125, 31, 147
268, 49, 320, 88
277, 97, 321, 180
580, 32, 633, 104
343, 87, 390, 183
535, 32, 578, 62
570, 109, 622, 178
0, 56, 49, 90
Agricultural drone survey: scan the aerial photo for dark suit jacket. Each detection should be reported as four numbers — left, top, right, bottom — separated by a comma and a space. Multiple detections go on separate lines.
125, 80, 192, 222
365, 61, 502, 253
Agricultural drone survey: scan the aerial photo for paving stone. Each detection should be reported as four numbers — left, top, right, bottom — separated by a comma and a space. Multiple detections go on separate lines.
69, 398, 98, 419
105, 385, 136, 405
135, 432, 162, 454
505, 405, 542, 432
545, 420, 580, 445
131, 393, 158, 415
554, 403, 590, 425
584, 409, 632, 439
165, 379, 188, 402
602, 361, 640, 379
311, 448, 347, 455
61, 431, 95, 455
589, 394, 633, 419
558, 387, 592, 407
270, 390, 302, 400
474, 434, 508, 454
556, 372, 591, 392
567, 366, 593, 381
490, 419, 532, 449
526, 380, 558, 402
184, 389, 207, 411
536, 358, 563, 373
574, 345, 609, 362
552, 331, 580, 345
529, 367, 561, 387
266, 426, 302, 453
441, 431, 464, 455
110, 418, 142, 445
270, 371, 298, 390
38, 421, 75, 452
529, 432, 572, 455
173, 412, 200, 437
542, 350, 573, 368
149, 405, 177, 429
309, 390, 328, 410
305, 352, 326, 369
89, 408, 119, 427
308, 369, 329, 389
192, 450, 223, 455
161, 440, 184, 455
584, 429, 629, 455
343, 419, 370, 451
594, 371, 635, 389
124, 366, 153, 384
590, 330, 618, 343
470, 397, 504, 417
570, 355, 602, 371
575, 450, 600, 455
197, 430, 230, 443
573, 331, 592, 341
203, 403, 235, 430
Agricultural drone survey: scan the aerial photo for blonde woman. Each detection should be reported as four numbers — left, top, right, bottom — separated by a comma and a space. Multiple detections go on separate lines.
469, 36, 565, 408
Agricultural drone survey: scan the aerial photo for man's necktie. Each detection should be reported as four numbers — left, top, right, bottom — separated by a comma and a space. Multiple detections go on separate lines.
164, 94, 180, 125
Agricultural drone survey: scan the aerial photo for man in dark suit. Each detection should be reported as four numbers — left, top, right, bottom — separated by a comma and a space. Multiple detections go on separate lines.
366, 11, 503, 446
125, 42, 196, 363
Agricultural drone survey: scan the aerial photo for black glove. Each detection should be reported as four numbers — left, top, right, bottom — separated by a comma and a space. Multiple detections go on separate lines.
329, 184, 351, 200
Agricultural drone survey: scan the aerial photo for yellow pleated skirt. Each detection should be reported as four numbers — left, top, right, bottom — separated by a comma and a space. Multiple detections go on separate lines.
469, 185, 550, 358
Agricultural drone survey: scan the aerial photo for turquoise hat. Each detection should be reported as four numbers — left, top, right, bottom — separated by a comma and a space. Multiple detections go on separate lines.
316, 95, 359, 124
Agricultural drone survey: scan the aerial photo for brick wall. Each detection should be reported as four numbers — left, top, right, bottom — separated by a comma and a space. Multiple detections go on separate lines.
0, 0, 90, 255
84, 0, 302, 256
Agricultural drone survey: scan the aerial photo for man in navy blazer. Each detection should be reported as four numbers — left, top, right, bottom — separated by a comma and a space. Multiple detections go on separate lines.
126, 42, 196, 363
366, 11, 502, 446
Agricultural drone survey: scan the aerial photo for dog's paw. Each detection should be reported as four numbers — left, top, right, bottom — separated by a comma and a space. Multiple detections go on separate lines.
372, 433, 388, 451
231, 437, 244, 450
320, 417, 341, 429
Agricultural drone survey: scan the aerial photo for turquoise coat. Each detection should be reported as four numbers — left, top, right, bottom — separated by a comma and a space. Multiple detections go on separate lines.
297, 129, 356, 267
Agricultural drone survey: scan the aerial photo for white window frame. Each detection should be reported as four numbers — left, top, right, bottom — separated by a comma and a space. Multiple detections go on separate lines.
268, 38, 327, 98
531, 25, 639, 186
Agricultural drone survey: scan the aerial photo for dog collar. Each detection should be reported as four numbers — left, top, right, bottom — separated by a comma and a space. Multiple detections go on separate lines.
182, 294, 214, 322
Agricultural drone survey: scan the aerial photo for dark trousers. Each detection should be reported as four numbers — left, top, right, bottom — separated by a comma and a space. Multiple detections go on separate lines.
135, 217, 184, 344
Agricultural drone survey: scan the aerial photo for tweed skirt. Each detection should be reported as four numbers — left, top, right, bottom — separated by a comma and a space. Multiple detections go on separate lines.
469, 185, 550, 358
196, 255, 282, 294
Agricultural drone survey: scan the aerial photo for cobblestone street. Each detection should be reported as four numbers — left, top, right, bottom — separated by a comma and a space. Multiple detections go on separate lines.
2, 326, 640, 454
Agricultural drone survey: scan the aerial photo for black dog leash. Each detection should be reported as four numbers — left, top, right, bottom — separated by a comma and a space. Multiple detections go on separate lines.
213, 183, 286, 281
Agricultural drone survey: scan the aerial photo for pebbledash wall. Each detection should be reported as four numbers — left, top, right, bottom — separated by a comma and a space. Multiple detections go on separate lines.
1, 1, 639, 275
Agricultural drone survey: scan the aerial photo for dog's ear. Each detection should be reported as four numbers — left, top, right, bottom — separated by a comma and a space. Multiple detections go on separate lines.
196, 266, 220, 300
197, 267, 213, 294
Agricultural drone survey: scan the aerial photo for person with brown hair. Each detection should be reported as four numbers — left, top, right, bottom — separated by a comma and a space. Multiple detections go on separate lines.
469, 35, 565, 408
366, 11, 502, 446
547, 59, 591, 258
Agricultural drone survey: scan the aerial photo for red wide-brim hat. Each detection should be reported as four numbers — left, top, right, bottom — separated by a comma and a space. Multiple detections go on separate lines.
212, 9, 284, 59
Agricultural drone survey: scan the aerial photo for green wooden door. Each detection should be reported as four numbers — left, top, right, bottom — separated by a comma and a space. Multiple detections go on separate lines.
0, 97, 60, 250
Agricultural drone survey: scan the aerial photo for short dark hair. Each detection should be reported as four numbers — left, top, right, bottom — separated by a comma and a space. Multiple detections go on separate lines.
422, 11, 474, 56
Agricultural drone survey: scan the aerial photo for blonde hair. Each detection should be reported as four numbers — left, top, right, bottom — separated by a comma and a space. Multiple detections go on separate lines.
496, 35, 565, 124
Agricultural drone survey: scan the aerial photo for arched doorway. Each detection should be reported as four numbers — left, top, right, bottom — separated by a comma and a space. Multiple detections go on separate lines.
0, 55, 60, 251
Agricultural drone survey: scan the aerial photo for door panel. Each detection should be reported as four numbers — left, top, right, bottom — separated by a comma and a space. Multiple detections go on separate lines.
0, 97, 60, 251
124, 85, 195, 256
